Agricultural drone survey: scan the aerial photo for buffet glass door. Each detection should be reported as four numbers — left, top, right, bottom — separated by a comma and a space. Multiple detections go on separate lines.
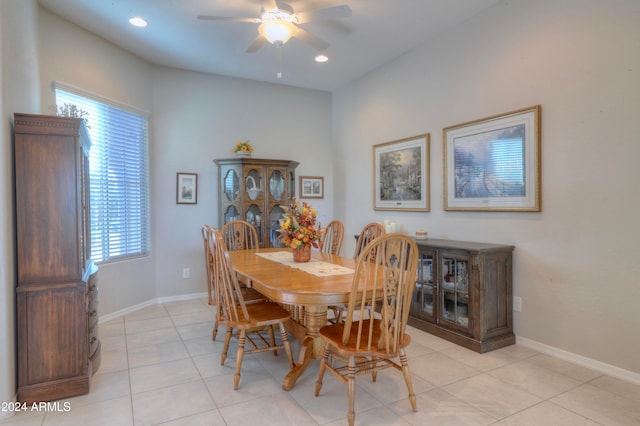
439, 252, 471, 332
411, 250, 437, 323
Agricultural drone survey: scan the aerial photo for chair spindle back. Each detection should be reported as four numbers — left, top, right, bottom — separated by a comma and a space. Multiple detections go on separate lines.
353, 222, 386, 259
221, 220, 259, 251
343, 234, 418, 355
320, 220, 345, 255
211, 228, 250, 325
201, 224, 216, 305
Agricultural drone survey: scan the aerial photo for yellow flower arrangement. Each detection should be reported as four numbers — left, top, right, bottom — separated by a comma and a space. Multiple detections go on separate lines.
233, 140, 254, 153
277, 200, 321, 249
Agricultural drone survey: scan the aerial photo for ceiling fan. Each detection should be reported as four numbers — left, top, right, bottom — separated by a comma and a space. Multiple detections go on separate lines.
198, 0, 351, 53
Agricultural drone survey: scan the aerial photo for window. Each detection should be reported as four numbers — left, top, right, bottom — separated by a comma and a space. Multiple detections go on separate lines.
55, 84, 150, 263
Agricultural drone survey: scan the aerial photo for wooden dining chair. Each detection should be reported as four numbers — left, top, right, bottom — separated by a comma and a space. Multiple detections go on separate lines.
211, 228, 295, 390
202, 224, 228, 341
221, 220, 259, 250
201, 224, 216, 307
204, 222, 263, 341
330, 222, 386, 324
220, 220, 266, 296
319, 219, 345, 255
315, 234, 419, 426
353, 221, 386, 259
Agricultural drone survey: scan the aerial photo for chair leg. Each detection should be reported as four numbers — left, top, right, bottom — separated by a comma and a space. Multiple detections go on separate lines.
212, 318, 219, 341
268, 325, 277, 356
347, 356, 356, 426
234, 329, 246, 390
399, 349, 417, 412
330, 307, 341, 324
221, 326, 232, 365
371, 356, 378, 382
315, 344, 331, 396
279, 323, 295, 368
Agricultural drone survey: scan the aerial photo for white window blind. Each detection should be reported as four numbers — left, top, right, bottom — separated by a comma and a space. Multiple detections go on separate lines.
55, 86, 150, 263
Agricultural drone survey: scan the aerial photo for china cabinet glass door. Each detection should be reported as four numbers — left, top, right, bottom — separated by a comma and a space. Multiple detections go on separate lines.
269, 170, 285, 201
224, 169, 239, 202
245, 204, 263, 246
245, 168, 262, 201
268, 205, 285, 248
223, 168, 241, 224
224, 205, 240, 223
267, 167, 287, 248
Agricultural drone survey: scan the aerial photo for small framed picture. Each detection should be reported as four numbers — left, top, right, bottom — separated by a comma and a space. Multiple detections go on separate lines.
299, 176, 324, 199
176, 172, 197, 204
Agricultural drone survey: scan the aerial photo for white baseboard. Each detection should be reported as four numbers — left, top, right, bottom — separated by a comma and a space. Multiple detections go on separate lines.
517, 336, 640, 386
156, 292, 208, 305
98, 292, 208, 324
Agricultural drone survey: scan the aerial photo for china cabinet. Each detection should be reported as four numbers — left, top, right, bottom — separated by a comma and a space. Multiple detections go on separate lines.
214, 158, 299, 248
14, 113, 100, 403
409, 238, 514, 353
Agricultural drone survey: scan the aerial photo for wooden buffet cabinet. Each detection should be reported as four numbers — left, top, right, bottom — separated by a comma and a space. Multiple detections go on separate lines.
14, 114, 100, 403
214, 157, 299, 248
409, 238, 515, 353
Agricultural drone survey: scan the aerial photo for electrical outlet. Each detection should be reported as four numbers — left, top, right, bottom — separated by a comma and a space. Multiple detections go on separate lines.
513, 296, 522, 312
182, 267, 190, 279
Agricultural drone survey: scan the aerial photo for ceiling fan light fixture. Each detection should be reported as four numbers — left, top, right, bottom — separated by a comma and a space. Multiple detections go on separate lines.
259, 21, 295, 45
315, 54, 329, 63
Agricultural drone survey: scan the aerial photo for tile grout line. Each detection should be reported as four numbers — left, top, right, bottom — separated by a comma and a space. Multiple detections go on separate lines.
123, 315, 135, 425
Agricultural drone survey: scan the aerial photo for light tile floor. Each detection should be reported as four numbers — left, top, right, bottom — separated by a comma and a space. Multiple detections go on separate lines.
3, 299, 640, 425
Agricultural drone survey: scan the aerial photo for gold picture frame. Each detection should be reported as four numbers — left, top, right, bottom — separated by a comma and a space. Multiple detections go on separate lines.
443, 105, 541, 211
373, 133, 430, 211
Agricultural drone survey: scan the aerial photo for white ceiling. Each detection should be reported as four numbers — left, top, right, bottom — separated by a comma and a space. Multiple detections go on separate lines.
38, 0, 501, 92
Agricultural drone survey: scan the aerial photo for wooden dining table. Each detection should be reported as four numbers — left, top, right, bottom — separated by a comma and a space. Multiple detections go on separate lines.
228, 247, 359, 391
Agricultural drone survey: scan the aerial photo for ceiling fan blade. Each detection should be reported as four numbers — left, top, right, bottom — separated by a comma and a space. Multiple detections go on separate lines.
197, 15, 260, 23
246, 35, 267, 53
294, 5, 351, 24
293, 26, 329, 51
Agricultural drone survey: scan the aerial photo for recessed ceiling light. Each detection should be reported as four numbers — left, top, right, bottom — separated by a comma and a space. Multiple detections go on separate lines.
129, 16, 148, 28
315, 54, 329, 63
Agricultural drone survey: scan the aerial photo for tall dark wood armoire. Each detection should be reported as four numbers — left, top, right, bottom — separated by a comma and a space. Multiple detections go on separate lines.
14, 113, 100, 403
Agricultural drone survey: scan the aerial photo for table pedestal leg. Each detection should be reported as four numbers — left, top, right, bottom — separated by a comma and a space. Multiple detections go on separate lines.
282, 336, 313, 391
282, 305, 327, 391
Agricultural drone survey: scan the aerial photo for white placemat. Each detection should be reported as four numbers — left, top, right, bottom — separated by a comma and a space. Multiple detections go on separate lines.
256, 251, 354, 277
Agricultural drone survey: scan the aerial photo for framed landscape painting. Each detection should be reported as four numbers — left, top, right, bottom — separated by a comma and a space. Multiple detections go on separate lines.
373, 134, 430, 211
443, 105, 541, 211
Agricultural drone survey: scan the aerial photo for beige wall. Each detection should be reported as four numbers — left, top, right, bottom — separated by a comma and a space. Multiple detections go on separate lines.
333, 0, 640, 376
149, 67, 332, 298
37, 8, 333, 308
37, 8, 157, 316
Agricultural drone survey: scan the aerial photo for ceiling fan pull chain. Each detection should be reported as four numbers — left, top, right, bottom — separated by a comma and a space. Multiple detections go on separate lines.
277, 45, 284, 79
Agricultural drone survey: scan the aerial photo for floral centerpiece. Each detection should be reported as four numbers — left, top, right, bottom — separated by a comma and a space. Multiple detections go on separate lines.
233, 140, 254, 157
277, 200, 321, 262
